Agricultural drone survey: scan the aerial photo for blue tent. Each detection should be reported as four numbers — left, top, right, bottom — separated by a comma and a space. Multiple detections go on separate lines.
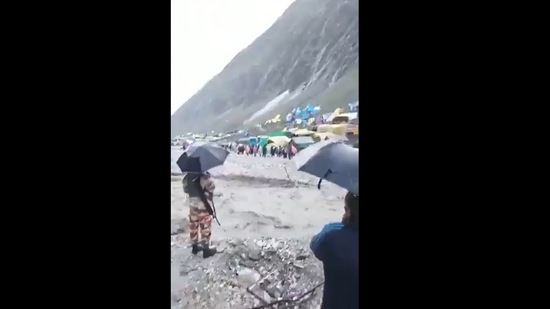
285, 113, 293, 122
311, 106, 321, 114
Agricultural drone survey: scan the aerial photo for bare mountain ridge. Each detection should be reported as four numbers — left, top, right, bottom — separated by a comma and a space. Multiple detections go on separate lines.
171, 0, 358, 136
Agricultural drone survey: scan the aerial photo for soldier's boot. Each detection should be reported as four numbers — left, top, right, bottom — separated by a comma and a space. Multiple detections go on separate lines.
191, 243, 202, 255
202, 245, 217, 259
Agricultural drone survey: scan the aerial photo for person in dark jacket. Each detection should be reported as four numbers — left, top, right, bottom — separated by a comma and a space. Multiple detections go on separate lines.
310, 192, 359, 309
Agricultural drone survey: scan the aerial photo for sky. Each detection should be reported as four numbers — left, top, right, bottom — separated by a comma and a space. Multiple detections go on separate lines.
171, 0, 296, 115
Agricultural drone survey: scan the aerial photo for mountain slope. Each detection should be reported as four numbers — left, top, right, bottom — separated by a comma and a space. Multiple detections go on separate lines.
171, 0, 358, 136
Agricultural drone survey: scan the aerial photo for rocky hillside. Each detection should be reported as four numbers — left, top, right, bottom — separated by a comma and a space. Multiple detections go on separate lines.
171, 0, 358, 137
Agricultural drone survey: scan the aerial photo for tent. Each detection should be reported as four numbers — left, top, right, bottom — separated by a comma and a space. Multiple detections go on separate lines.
269, 131, 292, 137
259, 136, 269, 147
267, 136, 291, 147
332, 112, 358, 124
348, 101, 359, 111
313, 132, 348, 142
316, 124, 348, 136
237, 137, 250, 145
249, 137, 260, 146
293, 128, 316, 136
285, 113, 293, 122
291, 136, 316, 151
326, 107, 344, 123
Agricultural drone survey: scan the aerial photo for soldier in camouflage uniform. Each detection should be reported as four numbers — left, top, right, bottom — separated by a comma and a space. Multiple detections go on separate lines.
183, 172, 217, 258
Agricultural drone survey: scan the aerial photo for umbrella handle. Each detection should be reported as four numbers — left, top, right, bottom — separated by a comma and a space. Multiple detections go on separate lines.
317, 169, 333, 190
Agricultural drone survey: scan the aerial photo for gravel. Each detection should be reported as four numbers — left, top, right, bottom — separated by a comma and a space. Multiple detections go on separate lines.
171, 236, 324, 309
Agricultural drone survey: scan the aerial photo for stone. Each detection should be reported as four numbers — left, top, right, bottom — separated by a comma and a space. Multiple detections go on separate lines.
170, 237, 325, 307
236, 267, 261, 287
265, 285, 282, 299
216, 243, 227, 253
248, 250, 261, 261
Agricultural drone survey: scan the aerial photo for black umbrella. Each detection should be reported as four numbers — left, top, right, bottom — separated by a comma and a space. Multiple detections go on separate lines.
294, 140, 359, 195
176, 142, 229, 174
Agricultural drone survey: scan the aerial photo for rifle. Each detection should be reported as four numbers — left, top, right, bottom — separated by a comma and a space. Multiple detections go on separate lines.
198, 180, 221, 226
207, 198, 221, 226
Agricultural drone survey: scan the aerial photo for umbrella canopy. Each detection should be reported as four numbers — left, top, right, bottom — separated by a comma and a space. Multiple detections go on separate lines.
177, 142, 229, 174
294, 140, 358, 195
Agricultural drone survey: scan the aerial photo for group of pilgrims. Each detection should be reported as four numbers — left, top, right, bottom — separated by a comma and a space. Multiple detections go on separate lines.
221, 142, 297, 159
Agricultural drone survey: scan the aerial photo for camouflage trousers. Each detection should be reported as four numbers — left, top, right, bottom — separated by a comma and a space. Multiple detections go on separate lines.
188, 199, 213, 245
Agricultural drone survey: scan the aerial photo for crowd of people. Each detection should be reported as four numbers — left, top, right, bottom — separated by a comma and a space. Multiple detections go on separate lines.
221, 142, 298, 159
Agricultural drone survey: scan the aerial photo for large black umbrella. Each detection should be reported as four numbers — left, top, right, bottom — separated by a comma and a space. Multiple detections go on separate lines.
176, 142, 229, 174
294, 140, 359, 195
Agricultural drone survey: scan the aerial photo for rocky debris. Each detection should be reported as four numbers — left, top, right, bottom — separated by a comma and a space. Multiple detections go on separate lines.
171, 237, 324, 309
171, 218, 189, 235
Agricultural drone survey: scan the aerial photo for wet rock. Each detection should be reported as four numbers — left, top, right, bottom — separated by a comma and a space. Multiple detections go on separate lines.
266, 284, 282, 299
236, 267, 261, 287
248, 250, 262, 261
259, 289, 273, 303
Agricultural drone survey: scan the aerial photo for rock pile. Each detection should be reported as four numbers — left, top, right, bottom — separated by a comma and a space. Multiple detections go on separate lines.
171, 237, 324, 309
